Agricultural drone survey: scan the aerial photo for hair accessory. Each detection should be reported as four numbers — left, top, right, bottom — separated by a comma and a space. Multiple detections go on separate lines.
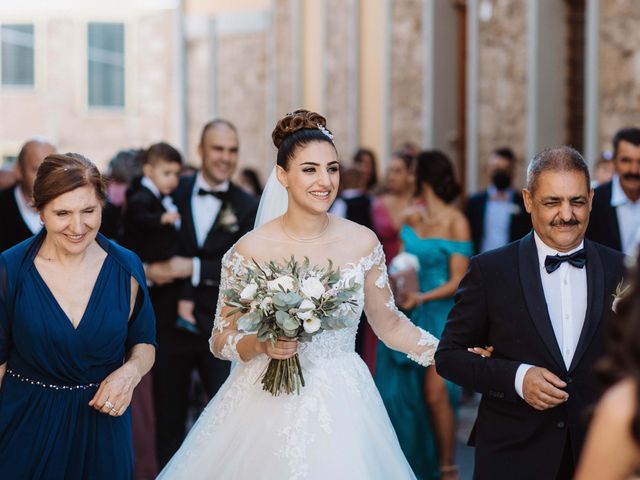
316, 123, 334, 141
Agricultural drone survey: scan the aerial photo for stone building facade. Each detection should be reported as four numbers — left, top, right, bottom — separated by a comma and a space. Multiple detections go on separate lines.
0, 3, 182, 171
1, 0, 639, 193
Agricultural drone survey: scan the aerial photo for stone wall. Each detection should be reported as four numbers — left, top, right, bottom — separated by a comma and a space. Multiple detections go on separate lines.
216, 30, 271, 173
325, 0, 359, 162
273, 0, 297, 122
599, 0, 640, 151
389, 0, 424, 154
185, 18, 211, 166
0, 11, 181, 170
477, 0, 528, 187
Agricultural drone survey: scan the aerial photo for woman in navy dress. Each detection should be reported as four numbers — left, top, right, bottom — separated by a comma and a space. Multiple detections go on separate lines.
0, 153, 156, 479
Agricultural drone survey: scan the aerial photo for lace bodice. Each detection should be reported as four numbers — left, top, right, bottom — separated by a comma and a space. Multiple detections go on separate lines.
209, 221, 438, 367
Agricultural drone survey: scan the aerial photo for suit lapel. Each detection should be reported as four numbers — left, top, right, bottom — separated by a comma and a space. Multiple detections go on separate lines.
203, 205, 224, 247
606, 184, 622, 250
568, 239, 604, 372
202, 183, 241, 248
477, 192, 488, 240
518, 233, 567, 373
179, 176, 199, 250
607, 205, 622, 251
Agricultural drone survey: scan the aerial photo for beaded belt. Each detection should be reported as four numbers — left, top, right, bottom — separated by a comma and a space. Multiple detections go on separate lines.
6, 368, 99, 391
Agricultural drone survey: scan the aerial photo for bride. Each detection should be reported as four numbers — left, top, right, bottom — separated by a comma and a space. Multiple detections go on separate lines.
157, 110, 440, 479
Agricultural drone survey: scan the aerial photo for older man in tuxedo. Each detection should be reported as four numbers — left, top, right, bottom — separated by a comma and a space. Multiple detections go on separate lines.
586, 127, 640, 255
146, 119, 258, 466
0, 138, 55, 252
436, 146, 625, 479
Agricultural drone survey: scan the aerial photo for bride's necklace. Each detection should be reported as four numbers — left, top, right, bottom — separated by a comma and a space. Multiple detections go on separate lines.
281, 214, 330, 243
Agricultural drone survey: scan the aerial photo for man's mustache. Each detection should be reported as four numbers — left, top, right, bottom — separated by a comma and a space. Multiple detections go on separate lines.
550, 219, 580, 227
622, 173, 640, 181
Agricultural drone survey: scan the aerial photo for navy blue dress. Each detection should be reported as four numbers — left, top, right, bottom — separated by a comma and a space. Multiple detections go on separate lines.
0, 231, 156, 479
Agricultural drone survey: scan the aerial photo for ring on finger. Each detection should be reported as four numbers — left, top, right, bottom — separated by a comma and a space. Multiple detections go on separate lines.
105, 400, 115, 409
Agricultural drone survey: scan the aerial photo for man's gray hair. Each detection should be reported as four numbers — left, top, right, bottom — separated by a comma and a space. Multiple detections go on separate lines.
526, 146, 591, 192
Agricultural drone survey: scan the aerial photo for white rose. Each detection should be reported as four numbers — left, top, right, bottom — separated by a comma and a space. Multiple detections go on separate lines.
297, 299, 315, 320
302, 316, 321, 334
240, 282, 258, 301
300, 277, 325, 299
267, 275, 296, 292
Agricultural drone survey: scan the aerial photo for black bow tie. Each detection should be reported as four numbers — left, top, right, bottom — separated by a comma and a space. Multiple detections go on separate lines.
544, 249, 587, 274
198, 188, 228, 201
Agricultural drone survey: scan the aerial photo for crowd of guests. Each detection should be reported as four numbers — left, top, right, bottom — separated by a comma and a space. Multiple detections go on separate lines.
0, 120, 638, 479
327, 128, 639, 479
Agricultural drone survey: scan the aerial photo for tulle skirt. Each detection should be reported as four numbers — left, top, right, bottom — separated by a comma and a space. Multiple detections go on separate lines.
157, 352, 416, 480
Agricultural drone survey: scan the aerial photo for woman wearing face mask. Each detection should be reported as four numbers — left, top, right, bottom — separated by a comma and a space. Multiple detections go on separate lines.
156, 110, 441, 480
0, 153, 156, 479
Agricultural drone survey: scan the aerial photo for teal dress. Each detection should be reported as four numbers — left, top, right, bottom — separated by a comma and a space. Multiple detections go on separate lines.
374, 225, 473, 480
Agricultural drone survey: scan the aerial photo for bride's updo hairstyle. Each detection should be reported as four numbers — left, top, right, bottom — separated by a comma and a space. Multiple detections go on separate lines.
415, 150, 461, 204
272, 109, 335, 170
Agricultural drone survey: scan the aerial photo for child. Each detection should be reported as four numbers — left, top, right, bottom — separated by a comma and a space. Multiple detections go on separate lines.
121, 142, 184, 478
123, 142, 182, 263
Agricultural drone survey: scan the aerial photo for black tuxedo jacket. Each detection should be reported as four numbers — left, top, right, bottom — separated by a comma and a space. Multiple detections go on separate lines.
344, 194, 373, 230
0, 186, 35, 253
465, 190, 532, 255
435, 233, 624, 480
174, 175, 258, 337
122, 186, 180, 263
585, 181, 622, 251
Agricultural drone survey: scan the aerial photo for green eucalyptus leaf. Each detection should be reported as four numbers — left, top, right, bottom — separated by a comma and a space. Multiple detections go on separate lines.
237, 310, 262, 331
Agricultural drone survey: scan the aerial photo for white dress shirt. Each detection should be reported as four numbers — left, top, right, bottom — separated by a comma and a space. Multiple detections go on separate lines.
514, 233, 588, 398
480, 186, 514, 253
611, 175, 640, 256
14, 185, 42, 234
190, 173, 229, 286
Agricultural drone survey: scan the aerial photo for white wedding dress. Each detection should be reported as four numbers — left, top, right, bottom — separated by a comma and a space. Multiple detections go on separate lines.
157, 219, 438, 480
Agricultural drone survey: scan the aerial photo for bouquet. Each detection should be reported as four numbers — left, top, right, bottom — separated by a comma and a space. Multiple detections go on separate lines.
388, 252, 420, 306
224, 256, 360, 395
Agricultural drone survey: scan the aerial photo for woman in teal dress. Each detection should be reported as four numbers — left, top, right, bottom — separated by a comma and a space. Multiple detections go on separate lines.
0, 153, 156, 479
375, 150, 472, 480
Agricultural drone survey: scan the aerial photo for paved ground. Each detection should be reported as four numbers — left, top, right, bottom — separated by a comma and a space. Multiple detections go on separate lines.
456, 394, 480, 479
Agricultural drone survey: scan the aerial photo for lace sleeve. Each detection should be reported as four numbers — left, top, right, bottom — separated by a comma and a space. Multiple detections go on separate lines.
362, 242, 438, 366
209, 248, 249, 362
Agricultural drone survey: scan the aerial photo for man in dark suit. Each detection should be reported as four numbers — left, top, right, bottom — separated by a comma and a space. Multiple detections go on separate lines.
146, 120, 258, 466
586, 127, 640, 255
0, 138, 55, 252
465, 147, 532, 254
436, 146, 625, 479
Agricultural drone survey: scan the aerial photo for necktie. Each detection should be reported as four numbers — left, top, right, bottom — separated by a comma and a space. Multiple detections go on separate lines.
198, 188, 228, 201
544, 249, 587, 274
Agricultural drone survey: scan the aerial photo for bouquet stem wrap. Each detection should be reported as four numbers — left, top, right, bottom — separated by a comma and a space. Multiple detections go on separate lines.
262, 354, 305, 395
